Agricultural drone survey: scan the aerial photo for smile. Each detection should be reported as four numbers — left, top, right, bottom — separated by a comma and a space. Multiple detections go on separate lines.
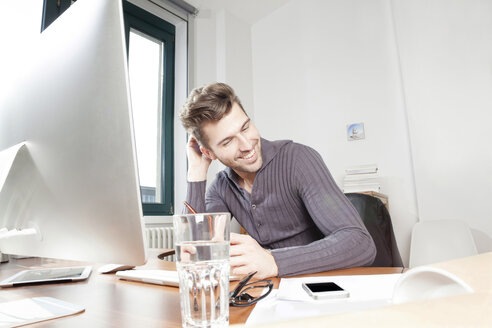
240, 149, 256, 160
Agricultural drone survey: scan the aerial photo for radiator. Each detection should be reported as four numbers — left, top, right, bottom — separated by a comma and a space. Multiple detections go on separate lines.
145, 227, 175, 261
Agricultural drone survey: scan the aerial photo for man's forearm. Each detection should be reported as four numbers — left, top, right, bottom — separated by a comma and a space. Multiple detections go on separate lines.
187, 165, 208, 182
270, 227, 376, 277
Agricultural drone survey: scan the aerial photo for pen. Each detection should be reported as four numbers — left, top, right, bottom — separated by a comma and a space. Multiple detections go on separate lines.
183, 201, 214, 238
183, 201, 197, 214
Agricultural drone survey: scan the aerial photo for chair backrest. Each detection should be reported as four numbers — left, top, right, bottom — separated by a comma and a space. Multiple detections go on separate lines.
409, 219, 478, 268
345, 193, 403, 267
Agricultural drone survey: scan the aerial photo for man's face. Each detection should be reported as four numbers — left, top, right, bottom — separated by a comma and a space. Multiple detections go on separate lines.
201, 103, 263, 176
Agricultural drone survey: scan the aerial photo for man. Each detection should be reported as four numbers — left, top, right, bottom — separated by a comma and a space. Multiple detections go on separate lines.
179, 82, 376, 279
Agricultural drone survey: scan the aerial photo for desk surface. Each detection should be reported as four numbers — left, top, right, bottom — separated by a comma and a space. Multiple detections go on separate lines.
0, 251, 403, 327
244, 252, 492, 328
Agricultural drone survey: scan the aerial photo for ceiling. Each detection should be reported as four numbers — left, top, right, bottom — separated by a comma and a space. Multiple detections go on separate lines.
187, 0, 290, 24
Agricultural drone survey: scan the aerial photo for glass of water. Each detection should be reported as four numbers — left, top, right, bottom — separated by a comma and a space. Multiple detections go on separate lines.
173, 212, 231, 328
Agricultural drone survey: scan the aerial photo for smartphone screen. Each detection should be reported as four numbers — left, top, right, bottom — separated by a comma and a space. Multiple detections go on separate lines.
304, 282, 344, 293
302, 281, 349, 299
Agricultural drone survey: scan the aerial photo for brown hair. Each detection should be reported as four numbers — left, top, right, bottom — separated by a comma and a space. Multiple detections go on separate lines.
179, 82, 245, 148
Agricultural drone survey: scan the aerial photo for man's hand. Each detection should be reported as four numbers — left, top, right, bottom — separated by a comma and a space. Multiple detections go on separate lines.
230, 232, 278, 279
186, 136, 211, 182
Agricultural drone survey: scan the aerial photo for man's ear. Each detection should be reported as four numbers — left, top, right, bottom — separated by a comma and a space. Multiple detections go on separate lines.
200, 146, 217, 160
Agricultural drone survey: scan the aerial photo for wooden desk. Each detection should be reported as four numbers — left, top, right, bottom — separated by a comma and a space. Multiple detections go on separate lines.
0, 252, 402, 327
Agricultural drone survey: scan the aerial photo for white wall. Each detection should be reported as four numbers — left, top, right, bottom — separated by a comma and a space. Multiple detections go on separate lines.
391, 0, 492, 252
250, 0, 418, 264
192, 4, 255, 188
192, 6, 254, 116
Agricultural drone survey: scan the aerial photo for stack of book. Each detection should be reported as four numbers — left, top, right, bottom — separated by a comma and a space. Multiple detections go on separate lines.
342, 164, 380, 193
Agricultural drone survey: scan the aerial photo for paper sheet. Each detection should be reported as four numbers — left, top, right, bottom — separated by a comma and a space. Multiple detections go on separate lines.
0, 297, 84, 327
245, 273, 401, 326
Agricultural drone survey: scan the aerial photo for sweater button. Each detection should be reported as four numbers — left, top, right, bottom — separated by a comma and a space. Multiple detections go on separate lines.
251, 204, 257, 209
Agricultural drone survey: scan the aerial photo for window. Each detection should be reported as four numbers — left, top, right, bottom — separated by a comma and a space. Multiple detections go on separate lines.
128, 30, 164, 204
123, 1, 175, 215
42, 0, 175, 215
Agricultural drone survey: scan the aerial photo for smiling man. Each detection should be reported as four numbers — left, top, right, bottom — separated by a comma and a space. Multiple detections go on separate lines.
179, 82, 376, 279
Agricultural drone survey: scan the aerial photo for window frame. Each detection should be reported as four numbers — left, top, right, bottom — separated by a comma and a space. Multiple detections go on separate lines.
41, 0, 72, 32
123, 1, 175, 216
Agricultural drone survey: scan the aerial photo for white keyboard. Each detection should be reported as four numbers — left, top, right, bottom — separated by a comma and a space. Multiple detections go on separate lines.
116, 270, 179, 286
116, 270, 240, 287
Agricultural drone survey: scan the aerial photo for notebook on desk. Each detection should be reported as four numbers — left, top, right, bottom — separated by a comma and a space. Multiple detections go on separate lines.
116, 269, 240, 287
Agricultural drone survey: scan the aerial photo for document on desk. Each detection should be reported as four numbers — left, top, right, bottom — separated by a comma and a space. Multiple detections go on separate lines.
0, 297, 84, 327
246, 273, 402, 326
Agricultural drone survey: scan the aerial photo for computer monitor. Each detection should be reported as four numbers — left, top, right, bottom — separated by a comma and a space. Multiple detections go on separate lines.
0, 0, 147, 265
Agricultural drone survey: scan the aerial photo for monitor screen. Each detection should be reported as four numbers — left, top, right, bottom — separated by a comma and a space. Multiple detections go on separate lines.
0, 0, 147, 265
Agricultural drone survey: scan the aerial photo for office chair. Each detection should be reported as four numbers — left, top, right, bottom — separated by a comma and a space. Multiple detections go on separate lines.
409, 219, 478, 268
345, 193, 403, 267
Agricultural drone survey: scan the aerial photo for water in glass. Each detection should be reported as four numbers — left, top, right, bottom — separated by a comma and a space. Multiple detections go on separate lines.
176, 240, 229, 328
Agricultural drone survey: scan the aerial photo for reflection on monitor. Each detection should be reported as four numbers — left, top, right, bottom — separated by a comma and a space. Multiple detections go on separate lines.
0, 0, 147, 265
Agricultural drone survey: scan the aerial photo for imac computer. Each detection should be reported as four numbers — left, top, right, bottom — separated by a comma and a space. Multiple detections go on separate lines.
0, 0, 147, 265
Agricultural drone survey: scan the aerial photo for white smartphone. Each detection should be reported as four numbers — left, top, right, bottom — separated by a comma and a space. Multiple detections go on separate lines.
0, 266, 92, 287
302, 281, 350, 300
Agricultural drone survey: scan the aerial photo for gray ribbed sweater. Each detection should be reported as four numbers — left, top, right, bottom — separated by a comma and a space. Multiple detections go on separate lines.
185, 138, 376, 276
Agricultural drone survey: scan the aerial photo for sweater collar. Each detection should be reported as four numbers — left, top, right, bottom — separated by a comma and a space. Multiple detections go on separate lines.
225, 138, 292, 182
